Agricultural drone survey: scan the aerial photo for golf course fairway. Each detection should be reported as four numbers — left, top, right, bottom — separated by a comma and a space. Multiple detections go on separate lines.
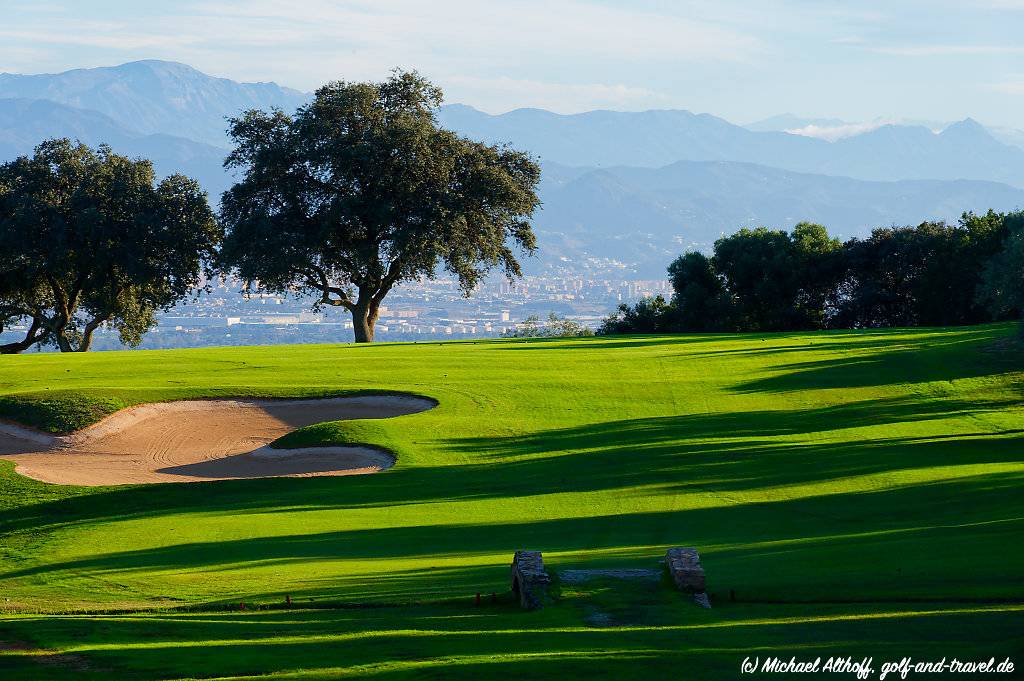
0, 324, 1021, 679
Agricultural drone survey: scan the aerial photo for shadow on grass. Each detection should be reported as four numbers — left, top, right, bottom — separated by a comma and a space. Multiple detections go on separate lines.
3, 467, 1022, 606
728, 325, 1020, 393
2, 601, 1022, 681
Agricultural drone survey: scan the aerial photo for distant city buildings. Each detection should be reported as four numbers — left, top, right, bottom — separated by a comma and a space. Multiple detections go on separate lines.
1, 268, 671, 351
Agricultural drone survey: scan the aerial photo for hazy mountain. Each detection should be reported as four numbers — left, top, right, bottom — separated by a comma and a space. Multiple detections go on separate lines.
819, 119, 1020, 182
987, 125, 1024, 151
0, 60, 308, 147
438, 103, 823, 169
533, 159, 1024, 275
438, 105, 1024, 187
0, 98, 232, 196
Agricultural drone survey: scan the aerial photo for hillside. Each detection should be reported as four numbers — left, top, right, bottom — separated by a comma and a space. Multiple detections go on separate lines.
0, 98, 233, 195
0, 324, 1022, 678
536, 160, 1024, 274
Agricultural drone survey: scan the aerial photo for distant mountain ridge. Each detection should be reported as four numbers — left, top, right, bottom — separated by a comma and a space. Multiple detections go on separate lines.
0, 97, 232, 195
0, 60, 308, 147
436, 105, 1024, 187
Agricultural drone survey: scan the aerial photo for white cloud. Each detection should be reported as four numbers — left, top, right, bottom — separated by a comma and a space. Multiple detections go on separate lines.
190, 0, 762, 62
0, 1, 762, 69
785, 120, 892, 141
784, 117, 951, 141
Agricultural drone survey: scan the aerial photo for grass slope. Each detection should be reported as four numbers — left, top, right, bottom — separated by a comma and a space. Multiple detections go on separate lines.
0, 324, 1022, 678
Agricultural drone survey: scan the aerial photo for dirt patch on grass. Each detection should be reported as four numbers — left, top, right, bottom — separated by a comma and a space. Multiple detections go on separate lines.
0, 395, 434, 486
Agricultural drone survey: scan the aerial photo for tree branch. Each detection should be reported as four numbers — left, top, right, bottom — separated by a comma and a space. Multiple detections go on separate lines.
299, 265, 355, 310
370, 257, 405, 308
0, 316, 48, 354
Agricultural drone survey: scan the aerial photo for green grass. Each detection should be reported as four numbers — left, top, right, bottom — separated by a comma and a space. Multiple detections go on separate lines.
1, 324, 1022, 679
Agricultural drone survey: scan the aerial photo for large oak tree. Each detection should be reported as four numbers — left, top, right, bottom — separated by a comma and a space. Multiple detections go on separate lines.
219, 70, 541, 342
0, 139, 220, 353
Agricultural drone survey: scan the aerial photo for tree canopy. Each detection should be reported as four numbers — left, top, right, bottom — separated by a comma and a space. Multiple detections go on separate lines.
219, 70, 541, 342
602, 211, 1022, 335
835, 215, 1006, 328
977, 213, 1024, 321
0, 139, 220, 353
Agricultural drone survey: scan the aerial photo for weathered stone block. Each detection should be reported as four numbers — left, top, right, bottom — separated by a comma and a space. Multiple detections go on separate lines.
511, 550, 551, 610
666, 547, 706, 593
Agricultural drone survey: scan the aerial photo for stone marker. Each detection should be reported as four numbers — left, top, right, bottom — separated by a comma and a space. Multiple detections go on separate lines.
510, 550, 551, 610
666, 547, 710, 608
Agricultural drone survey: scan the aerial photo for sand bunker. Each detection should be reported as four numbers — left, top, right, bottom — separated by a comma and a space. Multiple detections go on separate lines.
0, 395, 435, 486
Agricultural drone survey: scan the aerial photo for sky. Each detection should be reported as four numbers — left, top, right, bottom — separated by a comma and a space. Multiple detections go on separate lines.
1, 0, 1023, 127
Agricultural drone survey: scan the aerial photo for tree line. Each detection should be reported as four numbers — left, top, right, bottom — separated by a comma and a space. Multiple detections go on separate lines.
600, 214, 1024, 335
0, 71, 541, 352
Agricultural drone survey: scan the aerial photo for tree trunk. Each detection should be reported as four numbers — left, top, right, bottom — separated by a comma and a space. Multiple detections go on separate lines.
77, 315, 107, 352
351, 303, 378, 343
54, 334, 74, 353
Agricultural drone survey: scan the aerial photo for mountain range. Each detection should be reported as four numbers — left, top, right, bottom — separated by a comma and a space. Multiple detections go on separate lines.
0, 97, 231, 193
436, 105, 1024, 187
745, 113, 1024, 151
1, 60, 1023, 275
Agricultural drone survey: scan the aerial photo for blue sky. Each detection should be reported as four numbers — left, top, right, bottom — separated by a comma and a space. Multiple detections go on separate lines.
1, 0, 1023, 126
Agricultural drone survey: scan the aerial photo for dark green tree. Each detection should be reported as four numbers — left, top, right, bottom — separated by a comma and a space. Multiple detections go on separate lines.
0, 139, 220, 353
600, 212, 1022, 336
598, 295, 673, 335
978, 214, 1024, 321
838, 213, 1010, 328
790, 222, 843, 329
711, 227, 802, 331
667, 251, 730, 331
219, 70, 541, 343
